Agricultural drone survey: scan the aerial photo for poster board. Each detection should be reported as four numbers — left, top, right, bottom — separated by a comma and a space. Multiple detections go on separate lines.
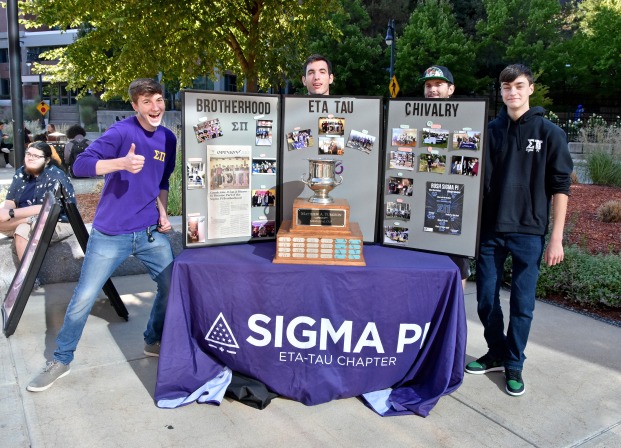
182, 90, 281, 248
381, 98, 488, 257
280, 95, 384, 243
2, 191, 60, 336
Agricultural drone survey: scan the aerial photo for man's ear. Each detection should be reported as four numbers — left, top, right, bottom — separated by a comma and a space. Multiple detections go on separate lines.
329, 74, 334, 85
448, 84, 455, 96
301, 76, 307, 87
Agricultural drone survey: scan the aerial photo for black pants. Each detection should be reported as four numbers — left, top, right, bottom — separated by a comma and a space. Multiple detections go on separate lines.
1, 142, 13, 164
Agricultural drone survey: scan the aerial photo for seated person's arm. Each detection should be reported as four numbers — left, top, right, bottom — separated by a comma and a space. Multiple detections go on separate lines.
0, 200, 42, 222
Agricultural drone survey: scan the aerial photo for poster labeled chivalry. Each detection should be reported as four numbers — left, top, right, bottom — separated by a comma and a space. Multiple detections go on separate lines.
182, 91, 280, 247
382, 98, 488, 257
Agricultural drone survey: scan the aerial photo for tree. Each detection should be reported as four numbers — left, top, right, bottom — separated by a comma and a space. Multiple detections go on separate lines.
304, 0, 386, 96
395, 0, 476, 95
23, 0, 341, 98
475, 0, 563, 84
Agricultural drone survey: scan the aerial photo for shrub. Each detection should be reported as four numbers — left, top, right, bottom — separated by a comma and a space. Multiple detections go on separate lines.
166, 129, 183, 217
597, 200, 621, 223
537, 245, 621, 308
78, 96, 103, 127
586, 151, 621, 187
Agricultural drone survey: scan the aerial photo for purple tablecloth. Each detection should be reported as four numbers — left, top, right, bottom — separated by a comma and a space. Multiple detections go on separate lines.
155, 243, 466, 416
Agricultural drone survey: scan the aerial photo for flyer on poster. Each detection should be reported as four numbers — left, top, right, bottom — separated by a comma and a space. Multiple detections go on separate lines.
207, 145, 252, 239
423, 181, 464, 235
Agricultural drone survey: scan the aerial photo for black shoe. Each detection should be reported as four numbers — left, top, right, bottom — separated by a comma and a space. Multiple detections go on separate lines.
465, 353, 504, 374
505, 368, 525, 396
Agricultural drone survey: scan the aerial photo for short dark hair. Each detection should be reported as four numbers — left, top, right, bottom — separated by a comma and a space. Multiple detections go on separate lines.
66, 124, 86, 140
303, 54, 332, 76
29, 141, 52, 159
33, 133, 47, 142
128, 78, 164, 103
499, 64, 534, 85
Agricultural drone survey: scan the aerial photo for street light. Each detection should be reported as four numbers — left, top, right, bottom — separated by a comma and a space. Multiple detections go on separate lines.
26, 50, 45, 128
385, 19, 395, 81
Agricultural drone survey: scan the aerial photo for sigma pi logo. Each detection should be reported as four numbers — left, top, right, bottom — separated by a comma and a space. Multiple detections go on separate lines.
526, 139, 543, 153
205, 311, 432, 367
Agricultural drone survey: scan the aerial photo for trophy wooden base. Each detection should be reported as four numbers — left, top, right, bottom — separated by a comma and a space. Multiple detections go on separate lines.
273, 220, 366, 266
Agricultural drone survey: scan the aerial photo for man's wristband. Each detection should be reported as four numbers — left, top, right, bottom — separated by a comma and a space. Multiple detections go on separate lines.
8, 208, 15, 219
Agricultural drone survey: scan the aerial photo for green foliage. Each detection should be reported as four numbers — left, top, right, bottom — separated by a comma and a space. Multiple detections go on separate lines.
23, 0, 341, 98
537, 245, 621, 308
586, 151, 621, 187
395, 0, 476, 95
166, 138, 183, 217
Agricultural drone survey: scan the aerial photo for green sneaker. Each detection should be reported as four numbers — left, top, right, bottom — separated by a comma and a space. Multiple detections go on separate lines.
27, 360, 70, 392
465, 354, 504, 374
505, 368, 525, 396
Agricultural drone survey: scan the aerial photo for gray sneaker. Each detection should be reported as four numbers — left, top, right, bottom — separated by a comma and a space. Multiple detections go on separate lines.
144, 342, 161, 357
27, 360, 70, 392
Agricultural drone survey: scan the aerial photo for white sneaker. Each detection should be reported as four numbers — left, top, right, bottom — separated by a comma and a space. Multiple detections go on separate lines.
0, 147, 9, 154
5, 163, 12, 168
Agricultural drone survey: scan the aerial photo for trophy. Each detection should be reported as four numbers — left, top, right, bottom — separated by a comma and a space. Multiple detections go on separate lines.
301, 158, 343, 204
273, 159, 365, 266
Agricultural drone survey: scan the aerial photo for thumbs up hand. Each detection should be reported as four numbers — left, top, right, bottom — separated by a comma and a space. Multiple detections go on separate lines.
124, 143, 145, 173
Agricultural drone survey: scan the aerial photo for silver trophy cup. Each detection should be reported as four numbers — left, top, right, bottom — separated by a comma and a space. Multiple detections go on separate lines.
301, 158, 343, 204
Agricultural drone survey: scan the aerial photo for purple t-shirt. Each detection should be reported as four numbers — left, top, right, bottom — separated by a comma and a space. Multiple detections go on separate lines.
73, 116, 177, 235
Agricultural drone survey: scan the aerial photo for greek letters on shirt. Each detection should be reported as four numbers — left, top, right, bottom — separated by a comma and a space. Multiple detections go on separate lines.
154, 150, 166, 162
525, 139, 543, 153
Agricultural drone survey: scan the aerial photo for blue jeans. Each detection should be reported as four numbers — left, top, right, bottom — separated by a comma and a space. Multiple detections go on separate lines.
54, 226, 173, 365
476, 231, 545, 370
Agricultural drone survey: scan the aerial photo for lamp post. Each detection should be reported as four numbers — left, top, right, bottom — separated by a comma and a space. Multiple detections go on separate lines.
26, 50, 45, 128
385, 19, 395, 81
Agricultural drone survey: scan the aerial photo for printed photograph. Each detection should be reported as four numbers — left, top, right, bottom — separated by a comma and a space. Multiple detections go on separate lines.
209, 158, 250, 189
287, 129, 313, 151
252, 158, 277, 174
256, 120, 273, 146
391, 128, 417, 147
419, 153, 447, 174
422, 128, 450, 149
251, 220, 276, 238
450, 156, 479, 176
389, 148, 414, 170
452, 130, 481, 150
386, 201, 411, 221
387, 176, 413, 196
252, 189, 276, 207
318, 136, 345, 156
194, 118, 223, 143
186, 214, 206, 244
186, 158, 206, 189
346, 130, 375, 154
383, 225, 409, 245
318, 117, 346, 136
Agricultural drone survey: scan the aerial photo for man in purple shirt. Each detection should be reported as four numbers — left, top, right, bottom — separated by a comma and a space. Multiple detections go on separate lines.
27, 78, 177, 392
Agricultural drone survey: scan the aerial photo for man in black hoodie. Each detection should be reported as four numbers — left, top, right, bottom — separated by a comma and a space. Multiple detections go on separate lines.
465, 64, 573, 397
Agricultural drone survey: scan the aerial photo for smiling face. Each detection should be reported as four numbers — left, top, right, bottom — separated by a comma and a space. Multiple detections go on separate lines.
302, 60, 333, 95
501, 75, 534, 119
132, 93, 165, 132
424, 79, 455, 99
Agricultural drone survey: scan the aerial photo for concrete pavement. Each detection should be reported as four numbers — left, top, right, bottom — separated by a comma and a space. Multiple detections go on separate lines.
2, 277, 621, 448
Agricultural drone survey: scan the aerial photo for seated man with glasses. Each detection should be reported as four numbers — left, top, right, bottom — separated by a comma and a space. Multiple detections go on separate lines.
0, 141, 76, 263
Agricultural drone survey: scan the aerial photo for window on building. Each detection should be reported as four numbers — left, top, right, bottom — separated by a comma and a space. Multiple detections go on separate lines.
0, 49, 8, 63
224, 74, 237, 92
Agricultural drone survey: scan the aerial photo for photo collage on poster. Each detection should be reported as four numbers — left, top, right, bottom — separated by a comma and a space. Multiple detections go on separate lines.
184, 93, 279, 246
286, 116, 377, 158
383, 119, 482, 247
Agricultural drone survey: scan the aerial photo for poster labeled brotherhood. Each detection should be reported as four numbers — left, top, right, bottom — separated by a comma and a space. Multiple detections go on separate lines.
382, 99, 488, 258
182, 91, 280, 247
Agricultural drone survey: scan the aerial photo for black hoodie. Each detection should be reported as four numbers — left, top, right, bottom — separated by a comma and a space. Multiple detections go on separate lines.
482, 106, 573, 235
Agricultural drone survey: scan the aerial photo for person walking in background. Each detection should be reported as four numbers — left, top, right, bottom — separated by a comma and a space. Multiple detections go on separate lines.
0, 121, 14, 168
465, 64, 573, 397
27, 78, 177, 392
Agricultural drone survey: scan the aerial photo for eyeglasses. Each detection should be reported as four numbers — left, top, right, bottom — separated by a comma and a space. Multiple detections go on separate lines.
25, 152, 46, 160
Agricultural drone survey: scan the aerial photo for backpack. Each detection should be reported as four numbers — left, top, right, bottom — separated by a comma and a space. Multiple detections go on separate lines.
68, 138, 90, 178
